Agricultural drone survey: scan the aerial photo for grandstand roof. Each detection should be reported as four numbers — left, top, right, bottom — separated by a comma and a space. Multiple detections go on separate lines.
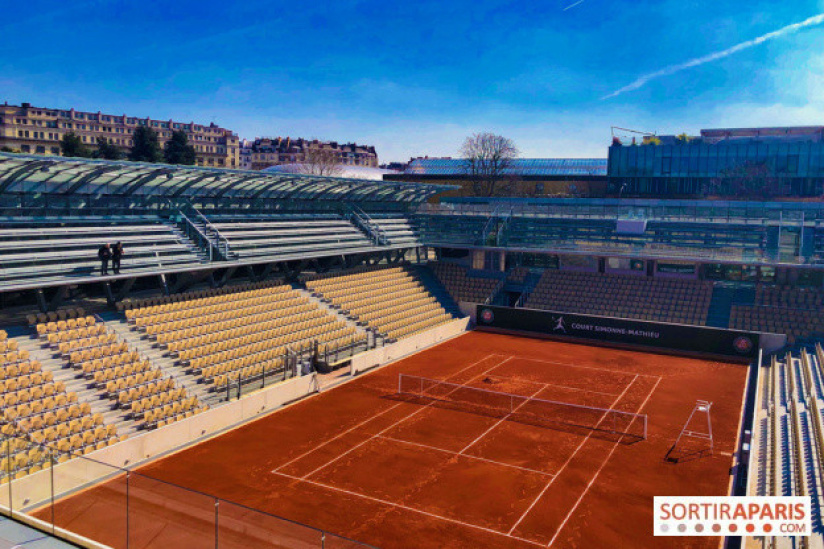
0, 153, 453, 202
405, 158, 608, 177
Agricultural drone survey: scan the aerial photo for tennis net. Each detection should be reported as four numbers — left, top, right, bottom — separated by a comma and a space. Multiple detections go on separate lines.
398, 374, 647, 441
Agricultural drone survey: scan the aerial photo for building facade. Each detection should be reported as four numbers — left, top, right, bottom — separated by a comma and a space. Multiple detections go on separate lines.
608, 126, 824, 198
0, 102, 240, 168
241, 137, 378, 171
385, 157, 608, 198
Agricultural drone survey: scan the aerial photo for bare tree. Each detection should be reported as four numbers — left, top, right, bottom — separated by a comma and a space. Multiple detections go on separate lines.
281, 146, 345, 177
460, 132, 519, 197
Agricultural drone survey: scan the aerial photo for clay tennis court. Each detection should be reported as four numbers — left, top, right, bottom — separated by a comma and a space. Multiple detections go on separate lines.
37, 331, 749, 548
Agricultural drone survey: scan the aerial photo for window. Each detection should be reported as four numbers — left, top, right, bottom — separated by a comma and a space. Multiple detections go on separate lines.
50, 147, 59, 154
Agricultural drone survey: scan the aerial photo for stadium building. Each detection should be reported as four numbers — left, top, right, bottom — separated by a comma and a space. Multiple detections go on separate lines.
609, 125, 824, 198
0, 151, 821, 548
385, 157, 609, 197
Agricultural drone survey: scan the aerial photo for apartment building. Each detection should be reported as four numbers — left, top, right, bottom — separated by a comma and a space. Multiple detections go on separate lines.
0, 102, 239, 168
242, 137, 378, 171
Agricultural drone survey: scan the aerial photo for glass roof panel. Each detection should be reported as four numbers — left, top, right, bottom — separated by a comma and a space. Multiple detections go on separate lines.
0, 152, 454, 203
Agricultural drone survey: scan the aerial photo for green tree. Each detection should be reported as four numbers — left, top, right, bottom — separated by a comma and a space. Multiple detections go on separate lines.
675, 133, 693, 144
644, 136, 662, 146
129, 126, 162, 162
163, 130, 197, 165
60, 132, 91, 158
0, 146, 15, 153
94, 137, 122, 160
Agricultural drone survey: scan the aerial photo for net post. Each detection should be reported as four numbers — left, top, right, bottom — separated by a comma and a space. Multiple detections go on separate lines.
420, 376, 423, 397
398, 373, 402, 395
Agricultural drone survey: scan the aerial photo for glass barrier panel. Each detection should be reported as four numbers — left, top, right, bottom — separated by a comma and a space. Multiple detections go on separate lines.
50, 451, 128, 549
127, 473, 216, 549
216, 499, 323, 548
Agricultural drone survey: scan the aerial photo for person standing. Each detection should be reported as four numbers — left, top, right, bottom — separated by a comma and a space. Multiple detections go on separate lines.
112, 241, 124, 274
98, 243, 111, 276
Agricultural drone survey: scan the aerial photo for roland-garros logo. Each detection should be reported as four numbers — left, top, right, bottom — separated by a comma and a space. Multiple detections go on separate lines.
480, 308, 494, 324
655, 496, 810, 537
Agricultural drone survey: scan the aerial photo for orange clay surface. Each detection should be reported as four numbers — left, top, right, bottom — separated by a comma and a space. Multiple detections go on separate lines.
37, 331, 749, 548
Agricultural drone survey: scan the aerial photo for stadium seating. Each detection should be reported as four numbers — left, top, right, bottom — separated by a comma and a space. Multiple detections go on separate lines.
125, 281, 366, 389
506, 267, 530, 284
730, 285, 824, 344
304, 266, 454, 340
524, 270, 712, 325
753, 347, 824, 507
0, 332, 126, 483
430, 262, 501, 304
368, 214, 420, 246
0, 216, 206, 288
35, 308, 206, 430
199, 214, 376, 260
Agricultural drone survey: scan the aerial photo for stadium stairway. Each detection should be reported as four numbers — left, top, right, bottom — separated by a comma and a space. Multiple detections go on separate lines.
98, 312, 219, 407
296, 285, 373, 353
13, 330, 138, 437
413, 265, 464, 317
169, 224, 212, 263
706, 284, 735, 328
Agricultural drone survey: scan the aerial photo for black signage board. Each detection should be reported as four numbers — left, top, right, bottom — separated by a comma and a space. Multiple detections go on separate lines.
476, 305, 759, 361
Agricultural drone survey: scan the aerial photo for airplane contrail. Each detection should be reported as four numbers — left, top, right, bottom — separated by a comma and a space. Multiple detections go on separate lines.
563, 0, 585, 11
602, 12, 824, 100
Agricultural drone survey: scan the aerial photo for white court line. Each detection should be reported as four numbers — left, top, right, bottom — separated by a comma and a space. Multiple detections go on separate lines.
546, 376, 662, 547
458, 383, 548, 455
483, 374, 620, 397
272, 470, 546, 548
300, 356, 515, 479
377, 435, 556, 478
507, 374, 639, 535
272, 353, 505, 474
505, 355, 661, 379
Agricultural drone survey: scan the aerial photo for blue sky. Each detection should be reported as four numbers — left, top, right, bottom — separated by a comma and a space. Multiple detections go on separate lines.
3, 0, 824, 163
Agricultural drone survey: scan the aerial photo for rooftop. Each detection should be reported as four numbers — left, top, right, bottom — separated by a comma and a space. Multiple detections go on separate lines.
0, 152, 453, 203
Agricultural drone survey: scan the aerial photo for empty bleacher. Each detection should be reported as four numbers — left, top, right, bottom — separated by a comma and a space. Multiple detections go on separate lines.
122, 281, 366, 391
199, 214, 377, 260
429, 262, 501, 304
750, 346, 824, 544
368, 214, 420, 246
0, 328, 127, 483
524, 270, 712, 325
304, 266, 455, 340
33, 308, 206, 431
730, 285, 824, 344
0, 216, 206, 289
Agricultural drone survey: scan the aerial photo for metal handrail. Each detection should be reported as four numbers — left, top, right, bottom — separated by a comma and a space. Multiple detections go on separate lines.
178, 210, 220, 262
190, 207, 234, 259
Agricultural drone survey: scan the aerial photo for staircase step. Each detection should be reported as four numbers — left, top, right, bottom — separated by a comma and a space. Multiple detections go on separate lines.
98, 311, 218, 406
13, 332, 139, 437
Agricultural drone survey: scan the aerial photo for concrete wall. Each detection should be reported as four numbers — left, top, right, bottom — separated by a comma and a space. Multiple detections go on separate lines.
459, 301, 478, 322
350, 317, 469, 376
760, 332, 788, 354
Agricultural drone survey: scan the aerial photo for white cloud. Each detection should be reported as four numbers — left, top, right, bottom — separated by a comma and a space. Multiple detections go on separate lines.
603, 12, 824, 100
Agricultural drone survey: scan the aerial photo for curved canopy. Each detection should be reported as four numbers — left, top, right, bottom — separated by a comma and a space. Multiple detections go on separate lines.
0, 153, 455, 203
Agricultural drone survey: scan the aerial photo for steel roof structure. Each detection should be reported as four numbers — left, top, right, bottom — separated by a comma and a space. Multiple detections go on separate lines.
0, 153, 454, 203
